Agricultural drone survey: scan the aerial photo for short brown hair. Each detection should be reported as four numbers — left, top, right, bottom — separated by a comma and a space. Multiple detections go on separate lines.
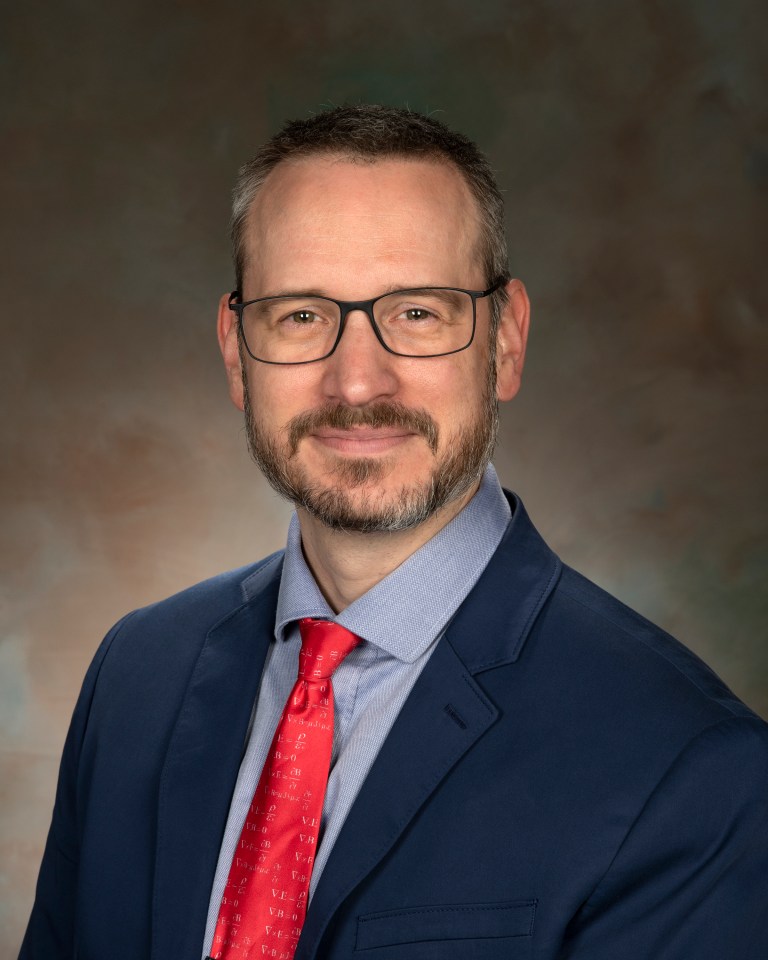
230, 104, 510, 326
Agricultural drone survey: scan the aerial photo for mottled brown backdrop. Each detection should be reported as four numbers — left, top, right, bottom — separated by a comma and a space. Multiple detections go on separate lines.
2, 0, 767, 951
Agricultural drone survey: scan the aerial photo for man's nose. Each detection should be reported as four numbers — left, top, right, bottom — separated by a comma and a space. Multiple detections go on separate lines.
319, 309, 400, 406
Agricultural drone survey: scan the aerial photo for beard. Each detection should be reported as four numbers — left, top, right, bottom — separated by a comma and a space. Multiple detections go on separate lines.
242, 358, 499, 534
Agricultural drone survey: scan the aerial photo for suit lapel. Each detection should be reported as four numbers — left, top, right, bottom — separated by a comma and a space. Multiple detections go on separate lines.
298, 494, 562, 958
151, 556, 282, 960
446, 493, 562, 673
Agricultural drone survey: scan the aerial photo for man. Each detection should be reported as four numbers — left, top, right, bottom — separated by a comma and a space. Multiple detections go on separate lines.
21, 105, 768, 960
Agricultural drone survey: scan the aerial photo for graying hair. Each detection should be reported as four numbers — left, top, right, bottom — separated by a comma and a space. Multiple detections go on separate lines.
230, 104, 510, 330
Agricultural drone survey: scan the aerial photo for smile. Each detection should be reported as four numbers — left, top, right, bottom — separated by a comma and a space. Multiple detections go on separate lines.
309, 428, 420, 455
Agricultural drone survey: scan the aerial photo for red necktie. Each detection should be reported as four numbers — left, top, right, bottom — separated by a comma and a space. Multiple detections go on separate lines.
208, 618, 360, 960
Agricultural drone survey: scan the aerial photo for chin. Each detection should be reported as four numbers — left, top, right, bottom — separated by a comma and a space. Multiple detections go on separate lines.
294, 461, 480, 533
299, 482, 441, 533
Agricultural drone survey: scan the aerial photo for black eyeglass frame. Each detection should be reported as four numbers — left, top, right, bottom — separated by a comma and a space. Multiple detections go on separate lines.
228, 279, 507, 365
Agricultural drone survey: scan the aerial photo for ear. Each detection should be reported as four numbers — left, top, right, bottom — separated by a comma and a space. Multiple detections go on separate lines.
495, 279, 531, 402
217, 292, 245, 411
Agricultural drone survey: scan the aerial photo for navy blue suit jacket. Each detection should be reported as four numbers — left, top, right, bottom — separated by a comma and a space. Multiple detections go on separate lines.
20, 495, 768, 959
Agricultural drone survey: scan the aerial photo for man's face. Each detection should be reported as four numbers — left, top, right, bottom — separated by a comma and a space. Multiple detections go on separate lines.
221, 156, 519, 532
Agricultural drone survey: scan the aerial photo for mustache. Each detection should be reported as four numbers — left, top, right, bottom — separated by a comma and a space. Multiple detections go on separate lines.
287, 401, 439, 456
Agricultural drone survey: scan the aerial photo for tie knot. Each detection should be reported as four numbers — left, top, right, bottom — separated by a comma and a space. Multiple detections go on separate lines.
297, 618, 360, 680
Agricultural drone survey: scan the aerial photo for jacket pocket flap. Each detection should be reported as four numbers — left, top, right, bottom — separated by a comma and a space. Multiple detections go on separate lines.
356, 899, 537, 950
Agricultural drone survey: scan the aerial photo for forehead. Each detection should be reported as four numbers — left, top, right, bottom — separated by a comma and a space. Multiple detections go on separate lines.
241, 155, 484, 294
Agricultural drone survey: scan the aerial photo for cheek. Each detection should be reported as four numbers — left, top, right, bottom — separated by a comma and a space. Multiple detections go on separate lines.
418, 357, 488, 412
246, 367, 324, 425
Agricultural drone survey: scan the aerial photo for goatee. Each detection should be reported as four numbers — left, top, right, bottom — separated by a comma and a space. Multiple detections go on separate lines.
242, 370, 498, 533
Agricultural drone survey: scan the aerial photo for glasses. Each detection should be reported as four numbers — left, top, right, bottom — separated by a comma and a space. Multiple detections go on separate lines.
228, 280, 505, 365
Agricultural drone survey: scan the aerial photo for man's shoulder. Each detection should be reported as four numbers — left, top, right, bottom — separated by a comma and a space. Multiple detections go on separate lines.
93, 550, 284, 674
483, 552, 768, 813
543, 562, 761, 726
479, 493, 760, 728
127, 550, 284, 629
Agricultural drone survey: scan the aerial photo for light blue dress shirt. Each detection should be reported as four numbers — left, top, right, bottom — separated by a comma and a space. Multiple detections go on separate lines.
202, 465, 511, 955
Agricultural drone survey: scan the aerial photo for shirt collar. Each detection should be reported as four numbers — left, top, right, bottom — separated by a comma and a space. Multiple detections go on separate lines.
274, 463, 511, 663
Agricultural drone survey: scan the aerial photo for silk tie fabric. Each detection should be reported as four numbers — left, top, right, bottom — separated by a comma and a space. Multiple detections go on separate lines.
208, 618, 361, 960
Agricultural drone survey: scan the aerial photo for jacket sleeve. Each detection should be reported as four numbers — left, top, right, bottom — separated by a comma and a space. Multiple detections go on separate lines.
18, 613, 136, 960
559, 715, 768, 960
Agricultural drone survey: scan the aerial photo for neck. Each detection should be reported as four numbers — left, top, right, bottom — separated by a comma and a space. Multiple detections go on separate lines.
296, 481, 480, 613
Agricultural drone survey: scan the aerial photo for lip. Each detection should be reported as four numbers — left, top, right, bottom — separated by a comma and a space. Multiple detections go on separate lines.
309, 427, 419, 454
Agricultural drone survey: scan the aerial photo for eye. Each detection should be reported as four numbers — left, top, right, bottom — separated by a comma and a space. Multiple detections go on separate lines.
286, 310, 319, 325
402, 307, 435, 322
391, 304, 442, 325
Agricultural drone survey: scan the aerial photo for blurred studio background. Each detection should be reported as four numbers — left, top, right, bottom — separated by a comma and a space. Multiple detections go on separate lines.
2, 0, 767, 950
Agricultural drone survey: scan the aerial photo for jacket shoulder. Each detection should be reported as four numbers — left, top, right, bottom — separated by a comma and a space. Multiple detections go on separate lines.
90, 550, 284, 689
123, 550, 283, 634
547, 563, 761, 724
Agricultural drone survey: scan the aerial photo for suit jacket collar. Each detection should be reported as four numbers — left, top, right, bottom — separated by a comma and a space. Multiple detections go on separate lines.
447, 491, 563, 673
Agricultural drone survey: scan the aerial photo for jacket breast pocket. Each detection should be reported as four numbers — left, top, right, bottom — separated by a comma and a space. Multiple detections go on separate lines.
354, 899, 536, 959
